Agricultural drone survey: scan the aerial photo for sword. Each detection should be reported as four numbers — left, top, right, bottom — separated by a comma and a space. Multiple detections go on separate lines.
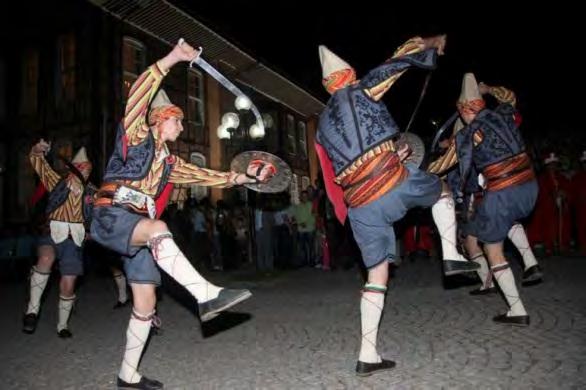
430, 111, 459, 153
183, 39, 265, 136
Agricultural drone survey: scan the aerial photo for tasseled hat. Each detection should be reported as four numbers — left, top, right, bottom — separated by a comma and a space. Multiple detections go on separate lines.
319, 45, 356, 94
148, 89, 184, 126
71, 147, 92, 178
456, 73, 485, 116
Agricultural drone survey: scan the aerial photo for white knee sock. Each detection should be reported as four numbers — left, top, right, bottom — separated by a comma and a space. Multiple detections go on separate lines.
507, 224, 538, 270
432, 195, 467, 262
113, 272, 128, 303
149, 232, 221, 303
491, 263, 527, 316
359, 283, 386, 363
57, 295, 76, 332
119, 309, 153, 384
26, 266, 50, 314
471, 253, 493, 289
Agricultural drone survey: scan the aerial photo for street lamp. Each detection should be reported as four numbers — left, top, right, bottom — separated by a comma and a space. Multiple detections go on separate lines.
217, 95, 268, 142
215, 96, 274, 270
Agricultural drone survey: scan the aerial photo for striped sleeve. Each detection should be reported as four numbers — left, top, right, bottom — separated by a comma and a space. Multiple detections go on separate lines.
30, 153, 60, 191
488, 86, 517, 108
365, 37, 425, 101
123, 62, 168, 145
169, 156, 234, 188
427, 131, 484, 175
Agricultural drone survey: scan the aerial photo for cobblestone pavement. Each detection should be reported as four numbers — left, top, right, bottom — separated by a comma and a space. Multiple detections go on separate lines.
1, 256, 585, 389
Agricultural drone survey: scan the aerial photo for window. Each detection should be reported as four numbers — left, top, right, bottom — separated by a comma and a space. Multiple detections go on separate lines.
290, 173, 299, 205
20, 51, 39, 115
297, 121, 307, 158
286, 114, 296, 154
57, 34, 76, 102
187, 69, 205, 144
121, 37, 146, 102
190, 152, 208, 200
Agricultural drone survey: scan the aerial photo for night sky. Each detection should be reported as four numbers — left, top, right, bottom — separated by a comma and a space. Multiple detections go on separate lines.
172, 1, 582, 146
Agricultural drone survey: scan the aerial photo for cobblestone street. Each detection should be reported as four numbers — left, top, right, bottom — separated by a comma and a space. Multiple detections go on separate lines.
1, 257, 585, 389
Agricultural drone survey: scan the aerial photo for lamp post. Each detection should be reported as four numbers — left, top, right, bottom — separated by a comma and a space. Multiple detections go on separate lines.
217, 98, 267, 149
216, 96, 273, 270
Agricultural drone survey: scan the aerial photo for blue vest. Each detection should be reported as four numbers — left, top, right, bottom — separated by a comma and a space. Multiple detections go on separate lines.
316, 49, 437, 175
103, 124, 174, 198
455, 104, 528, 189
46, 179, 96, 228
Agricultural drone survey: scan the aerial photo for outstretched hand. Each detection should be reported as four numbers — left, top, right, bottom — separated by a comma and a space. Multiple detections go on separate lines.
423, 34, 447, 55
397, 143, 412, 162
478, 82, 491, 95
32, 139, 51, 155
174, 38, 201, 62
246, 161, 276, 183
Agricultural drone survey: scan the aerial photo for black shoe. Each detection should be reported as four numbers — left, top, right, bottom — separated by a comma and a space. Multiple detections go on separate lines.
355, 359, 396, 377
198, 288, 252, 322
469, 286, 498, 296
113, 300, 130, 309
22, 313, 38, 334
522, 265, 543, 286
117, 376, 163, 389
443, 260, 480, 276
57, 328, 73, 338
493, 313, 530, 327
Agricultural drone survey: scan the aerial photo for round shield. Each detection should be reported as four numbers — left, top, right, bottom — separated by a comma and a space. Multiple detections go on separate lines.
230, 151, 292, 193
395, 132, 426, 167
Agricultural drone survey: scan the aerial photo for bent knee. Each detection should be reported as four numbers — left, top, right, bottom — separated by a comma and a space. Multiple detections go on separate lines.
150, 220, 169, 234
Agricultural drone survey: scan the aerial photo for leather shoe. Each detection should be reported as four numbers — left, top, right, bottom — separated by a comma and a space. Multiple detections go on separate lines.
522, 265, 543, 286
198, 288, 251, 322
117, 376, 163, 389
493, 313, 530, 326
57, 328, 73, 338
22, 313, 38, 334
355, 359, 396, 377
469, 287, 498, 296
113, 300, 130, 309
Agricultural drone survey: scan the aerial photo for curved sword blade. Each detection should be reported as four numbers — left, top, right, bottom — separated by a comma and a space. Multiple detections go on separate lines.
192, 56, 265, 134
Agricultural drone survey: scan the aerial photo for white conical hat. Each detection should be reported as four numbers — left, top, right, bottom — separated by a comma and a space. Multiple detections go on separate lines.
544, 152, 559, 165
319, 45, 352, 79
72, 147, 89, 164
458, 73, 482, 103
151, 89, 173, 109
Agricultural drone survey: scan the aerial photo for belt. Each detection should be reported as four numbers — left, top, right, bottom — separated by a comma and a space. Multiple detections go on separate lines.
95, 183, 155, 218
340, 151, 407, 208
483, 153, 535, 191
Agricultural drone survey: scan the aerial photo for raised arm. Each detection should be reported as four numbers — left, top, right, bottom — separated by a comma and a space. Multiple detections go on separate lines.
123, 40, 201, 145
361, 35, 445, 101
29, 139, 60, 191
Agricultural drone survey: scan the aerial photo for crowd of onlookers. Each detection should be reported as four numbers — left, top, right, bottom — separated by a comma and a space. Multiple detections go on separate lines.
2, 134, 585, 281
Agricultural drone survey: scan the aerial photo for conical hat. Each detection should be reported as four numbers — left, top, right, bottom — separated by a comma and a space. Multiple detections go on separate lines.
544, 152, 559, 165
319, 45, 352, 78
151, 89, 173, 109
458, 73, 482, 103
72, 147, 89, 164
